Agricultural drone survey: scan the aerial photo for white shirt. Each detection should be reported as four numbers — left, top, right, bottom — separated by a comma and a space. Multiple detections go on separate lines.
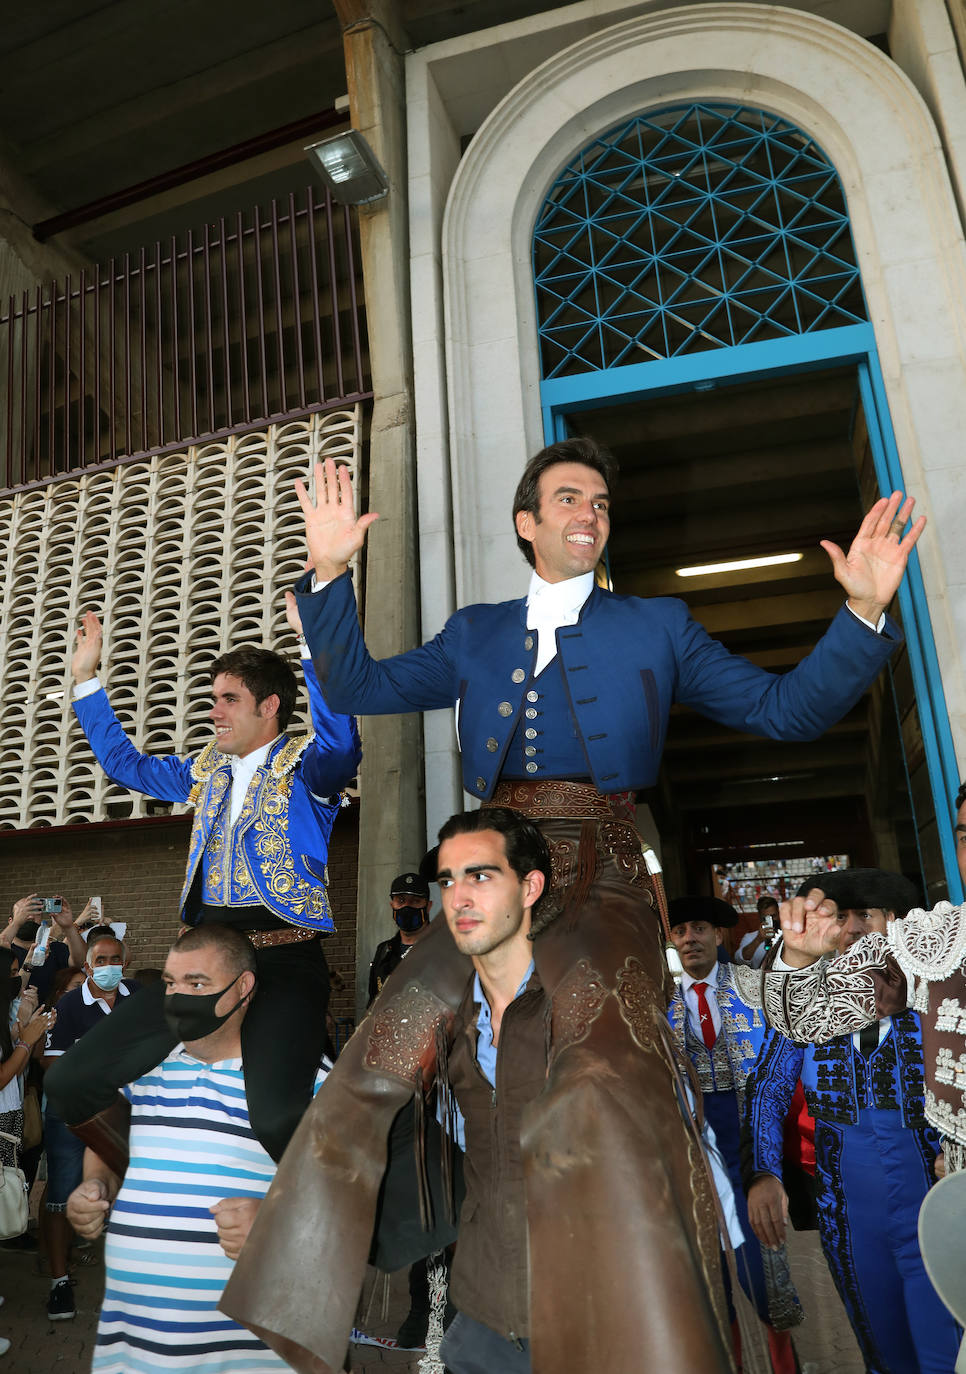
227, 738, 277, 826
525, 570, 595, 676
679, 963, 723, 1042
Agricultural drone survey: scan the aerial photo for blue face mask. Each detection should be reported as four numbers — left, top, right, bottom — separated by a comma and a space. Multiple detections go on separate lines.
89, 964, 123, 992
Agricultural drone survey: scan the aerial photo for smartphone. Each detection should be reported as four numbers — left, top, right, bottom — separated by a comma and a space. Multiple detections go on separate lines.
29, 921, 52, 968
89, 896, 102, 921
42, 897, 62, 915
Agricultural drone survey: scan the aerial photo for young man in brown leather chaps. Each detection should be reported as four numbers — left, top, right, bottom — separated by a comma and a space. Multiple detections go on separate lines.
223, 800, 733, 1373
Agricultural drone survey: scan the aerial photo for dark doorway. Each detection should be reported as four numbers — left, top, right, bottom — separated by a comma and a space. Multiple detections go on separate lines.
566, 365, 947, 912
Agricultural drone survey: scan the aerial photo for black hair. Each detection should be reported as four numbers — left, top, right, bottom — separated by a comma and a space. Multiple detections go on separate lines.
756, 894, 779, 913
956, 780, 966, 811
511, 437, 618, 568
0, 950, 16, 1059
171, 924, 257, 981
436, 807, 551, 903
210, 647, 298, 732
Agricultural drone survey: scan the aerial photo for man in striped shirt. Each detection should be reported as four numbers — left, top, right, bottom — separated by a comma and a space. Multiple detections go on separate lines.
66, 924, 328, 1373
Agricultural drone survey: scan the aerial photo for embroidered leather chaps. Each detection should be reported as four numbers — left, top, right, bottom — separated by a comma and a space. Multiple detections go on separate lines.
521, 809, 733, 1374
222, 792, 733, 1373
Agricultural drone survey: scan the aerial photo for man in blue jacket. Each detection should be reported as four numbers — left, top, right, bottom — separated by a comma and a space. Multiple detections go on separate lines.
46, 605, 360, 1166
667, 896, 801, 1373
224, 438, 925, 1374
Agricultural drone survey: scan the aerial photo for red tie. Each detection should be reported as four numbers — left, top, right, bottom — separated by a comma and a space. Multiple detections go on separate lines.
692, 981, 716, 1050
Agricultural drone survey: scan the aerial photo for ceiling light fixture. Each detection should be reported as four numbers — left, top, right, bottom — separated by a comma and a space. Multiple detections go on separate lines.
675, 552, 803, 578
304, 131, 389, 205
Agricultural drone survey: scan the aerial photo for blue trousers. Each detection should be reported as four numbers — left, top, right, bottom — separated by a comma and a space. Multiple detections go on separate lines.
814, 1108, 960, 1374
704, 1091, 772, 1324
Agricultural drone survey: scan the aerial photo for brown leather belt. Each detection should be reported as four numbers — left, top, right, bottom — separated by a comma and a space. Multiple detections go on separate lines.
486, 778, 626, 821
242, 926, 319, 950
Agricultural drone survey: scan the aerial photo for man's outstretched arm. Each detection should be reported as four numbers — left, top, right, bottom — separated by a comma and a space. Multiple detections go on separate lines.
71, 611, 195, 803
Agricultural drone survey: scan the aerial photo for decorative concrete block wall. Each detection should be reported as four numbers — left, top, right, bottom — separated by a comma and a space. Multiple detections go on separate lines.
0, 406, 362, 829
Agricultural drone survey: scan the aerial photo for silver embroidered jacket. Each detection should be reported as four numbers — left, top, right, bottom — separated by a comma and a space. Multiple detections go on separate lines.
731, 904, 966, 1158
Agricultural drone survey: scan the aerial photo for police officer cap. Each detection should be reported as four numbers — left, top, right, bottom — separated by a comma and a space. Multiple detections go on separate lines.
793, 867, 919, 917
389, 871, 430, 899
667, 896, 740, 931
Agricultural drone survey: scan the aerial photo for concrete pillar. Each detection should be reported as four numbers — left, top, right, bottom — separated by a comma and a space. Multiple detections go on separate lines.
334, 0, 425, 1014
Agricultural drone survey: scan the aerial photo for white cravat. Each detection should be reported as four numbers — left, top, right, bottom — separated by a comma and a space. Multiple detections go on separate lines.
680, 963, 723, 1041
526, 571, 595, 676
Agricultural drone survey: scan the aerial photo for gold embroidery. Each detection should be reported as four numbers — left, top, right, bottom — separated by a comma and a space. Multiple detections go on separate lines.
190, 735, 330, 919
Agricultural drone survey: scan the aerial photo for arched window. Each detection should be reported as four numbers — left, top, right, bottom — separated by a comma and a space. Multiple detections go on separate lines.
533, 103, 867, 379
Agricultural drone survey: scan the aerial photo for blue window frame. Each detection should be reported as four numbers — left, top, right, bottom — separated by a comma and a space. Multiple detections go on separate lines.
532, 102, 963, 897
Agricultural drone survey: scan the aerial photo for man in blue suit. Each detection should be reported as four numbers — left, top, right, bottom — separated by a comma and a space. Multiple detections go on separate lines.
46, 604, 361, 1166
225, 438, 926, 1374
667, 896, 801, 1374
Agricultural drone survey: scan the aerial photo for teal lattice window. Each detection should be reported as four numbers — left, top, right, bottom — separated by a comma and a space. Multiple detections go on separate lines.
533, 103, 867, 379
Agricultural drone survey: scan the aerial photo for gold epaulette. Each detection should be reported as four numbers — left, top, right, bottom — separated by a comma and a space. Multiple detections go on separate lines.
187, 741, 226, 808
270, 732, 315, 780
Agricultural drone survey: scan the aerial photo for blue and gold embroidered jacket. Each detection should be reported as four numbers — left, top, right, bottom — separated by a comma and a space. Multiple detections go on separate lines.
668, 966, 769, 1097
747, 1012, 931, 1179
72, 658, 361, 930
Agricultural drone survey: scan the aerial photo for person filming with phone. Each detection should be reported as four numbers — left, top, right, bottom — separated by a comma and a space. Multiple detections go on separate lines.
0, 896, 90, 1005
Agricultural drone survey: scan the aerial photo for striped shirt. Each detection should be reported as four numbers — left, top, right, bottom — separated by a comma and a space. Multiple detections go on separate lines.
93, 1047, 325, 1373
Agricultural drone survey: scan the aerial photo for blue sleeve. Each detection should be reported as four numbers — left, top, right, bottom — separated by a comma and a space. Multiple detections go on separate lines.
297, 572, 460, 715
72, 689, 194, 803
744, 1029, 805, 1178
674, 601, 901, 742
299, 654, 362, 798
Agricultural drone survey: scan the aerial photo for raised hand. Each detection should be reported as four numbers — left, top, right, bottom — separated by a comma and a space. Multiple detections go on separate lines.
821, 490, 926, 624
49, 898, 74, 932
294, 458, 379, 583
72, 611, 104, 684
778, 887, 841, 967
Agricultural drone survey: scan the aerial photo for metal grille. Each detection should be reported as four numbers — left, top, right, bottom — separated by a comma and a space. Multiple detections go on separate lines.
533, 103, 867, 378
0, 186, 369, 494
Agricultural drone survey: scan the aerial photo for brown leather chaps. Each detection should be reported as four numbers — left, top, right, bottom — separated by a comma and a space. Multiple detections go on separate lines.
221, 788, 733, 1373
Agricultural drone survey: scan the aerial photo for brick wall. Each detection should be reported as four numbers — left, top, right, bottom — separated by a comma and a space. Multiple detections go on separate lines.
0, 805, 360, 1028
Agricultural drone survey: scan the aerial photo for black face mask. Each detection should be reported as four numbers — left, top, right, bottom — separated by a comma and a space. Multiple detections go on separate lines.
393, 905, 428, 934
163, 973, 251, 1043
